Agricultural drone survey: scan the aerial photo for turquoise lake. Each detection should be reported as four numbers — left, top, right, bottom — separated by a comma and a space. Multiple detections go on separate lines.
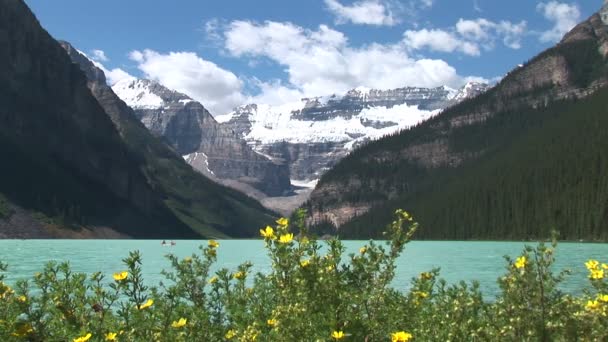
0, 240, 606, 297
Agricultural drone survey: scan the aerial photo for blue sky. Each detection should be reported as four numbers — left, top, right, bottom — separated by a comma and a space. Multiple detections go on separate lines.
25, 0, 602, 114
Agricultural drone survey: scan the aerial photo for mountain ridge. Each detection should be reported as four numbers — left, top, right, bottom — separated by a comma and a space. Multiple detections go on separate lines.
304, 10, 608, 239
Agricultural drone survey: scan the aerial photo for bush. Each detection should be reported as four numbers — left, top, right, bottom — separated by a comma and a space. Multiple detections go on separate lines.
0, 210, 607, 341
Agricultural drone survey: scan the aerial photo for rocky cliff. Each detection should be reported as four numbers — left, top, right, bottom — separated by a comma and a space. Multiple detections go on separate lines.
0, 0, 275, 238
305, 11, 608, 238
217, 83, 489, 183
112, 79, 291, 197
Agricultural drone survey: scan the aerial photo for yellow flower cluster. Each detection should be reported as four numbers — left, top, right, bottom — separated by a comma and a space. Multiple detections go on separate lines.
392, 331, 413, 342
278, 233, 294, 244
233, 271, 246, 280
73, 333, 92, 342
0, 282, 14, 299
331, 330, 345, 340
260, 226, 275, 239
208, 276, 218, 284
208, 240, 219, 249
137, 299, 154, 310
113, 271, 128, 282
105, 332, 117, 341
267, 318, 278, 327
514, 256, 527, 269
225, 329, 237, 339
171, 318, 187, 328
585, 259, 606, 280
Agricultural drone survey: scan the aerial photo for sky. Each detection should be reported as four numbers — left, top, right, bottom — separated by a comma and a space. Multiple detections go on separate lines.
25, 0, 602, 115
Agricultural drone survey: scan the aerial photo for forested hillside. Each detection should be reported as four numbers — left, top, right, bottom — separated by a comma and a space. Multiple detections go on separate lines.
306, 12, 608, 240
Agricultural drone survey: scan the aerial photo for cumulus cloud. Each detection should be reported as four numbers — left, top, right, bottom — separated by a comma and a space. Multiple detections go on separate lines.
323, 0, 398, 26
456, 18, 526, 49
403, 29, 481, 56
222, 20, 477, 106
537, 1, 580, 43
128, 49, 245, 115
404, 17, 526, 55
77, 49, 133, 86
90, 49, 108, 62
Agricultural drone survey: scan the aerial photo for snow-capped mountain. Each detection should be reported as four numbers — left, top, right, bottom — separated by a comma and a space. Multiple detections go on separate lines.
216, 82, 489, 182
112, 78, 291, 197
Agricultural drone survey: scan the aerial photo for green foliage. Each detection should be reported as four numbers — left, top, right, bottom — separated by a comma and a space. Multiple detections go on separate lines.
309, 35, 608, 241
337, 87, 608, 240
1, 212, 608, 341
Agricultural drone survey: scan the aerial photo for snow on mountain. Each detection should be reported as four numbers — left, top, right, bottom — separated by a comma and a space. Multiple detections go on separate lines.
219, 82, 490, 184
112, 78, 165, 109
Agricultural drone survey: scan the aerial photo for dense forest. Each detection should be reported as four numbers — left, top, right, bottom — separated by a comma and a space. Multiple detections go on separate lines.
307, 31, 608, 240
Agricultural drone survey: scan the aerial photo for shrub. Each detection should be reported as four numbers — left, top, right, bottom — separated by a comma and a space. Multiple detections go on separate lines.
0, 210, 606, 341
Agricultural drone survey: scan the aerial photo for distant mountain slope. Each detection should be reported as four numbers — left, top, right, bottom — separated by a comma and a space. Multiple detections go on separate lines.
217, 83, 489, 183
306, 11, 608, 240
111, 79, 291, 197
0, 0, 275, 238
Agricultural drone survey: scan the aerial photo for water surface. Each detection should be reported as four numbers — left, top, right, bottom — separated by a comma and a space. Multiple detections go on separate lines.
0, 240, 605, 297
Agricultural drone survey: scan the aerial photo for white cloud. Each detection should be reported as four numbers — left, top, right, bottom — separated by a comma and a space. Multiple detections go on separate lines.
420, 0, 434, 8
102, 67, 133, 86
456, 18, 526, 50
324, 0, 398, 26
78, 49, 133, 86
222, 20, 476, 106
128, 49, 245, 115
537, 1, 580, 43
403, 29, 481, 56
404, 17, 526, 55
91, 49, 108, 62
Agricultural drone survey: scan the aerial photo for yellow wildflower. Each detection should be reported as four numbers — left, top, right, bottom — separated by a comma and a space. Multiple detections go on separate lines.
276, 217, 289, 226
586, 300, 600, 311
208, 276, 219, 284
208, 240, 219, 248
260, 226, 275, 239
331, 330, 345, 340
359, 247, 367, 254
599, 294, 608, 302
171, 318, 187, 328
225, 329, 237, 339
105, 332, 117, 341
233, 271, 246, 280
413, 291, 429, 299
73, 333, 92, 342
590, 269, 605, 280
514, 256, 526, 269
392, 331, 413, 342
420, 272, 433, 280
602, 263, 608, 270
17, 295, 27, 303
267, 318, 278, 327
183, 256, 192, 263
278, 233, 294, 244
137, 299, 153, 310
113, 271, 128, 282
586, 260, 600, 270
300, 259, 311, 267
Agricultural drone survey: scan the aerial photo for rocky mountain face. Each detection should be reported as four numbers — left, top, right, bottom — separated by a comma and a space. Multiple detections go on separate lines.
305, 10, 608, 239
217, 83, 489, 183
0, 0, 275, 238
112, 79, 291, 197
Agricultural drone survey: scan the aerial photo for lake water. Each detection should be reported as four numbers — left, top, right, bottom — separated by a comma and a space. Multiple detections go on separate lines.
0, 240, 606, 298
